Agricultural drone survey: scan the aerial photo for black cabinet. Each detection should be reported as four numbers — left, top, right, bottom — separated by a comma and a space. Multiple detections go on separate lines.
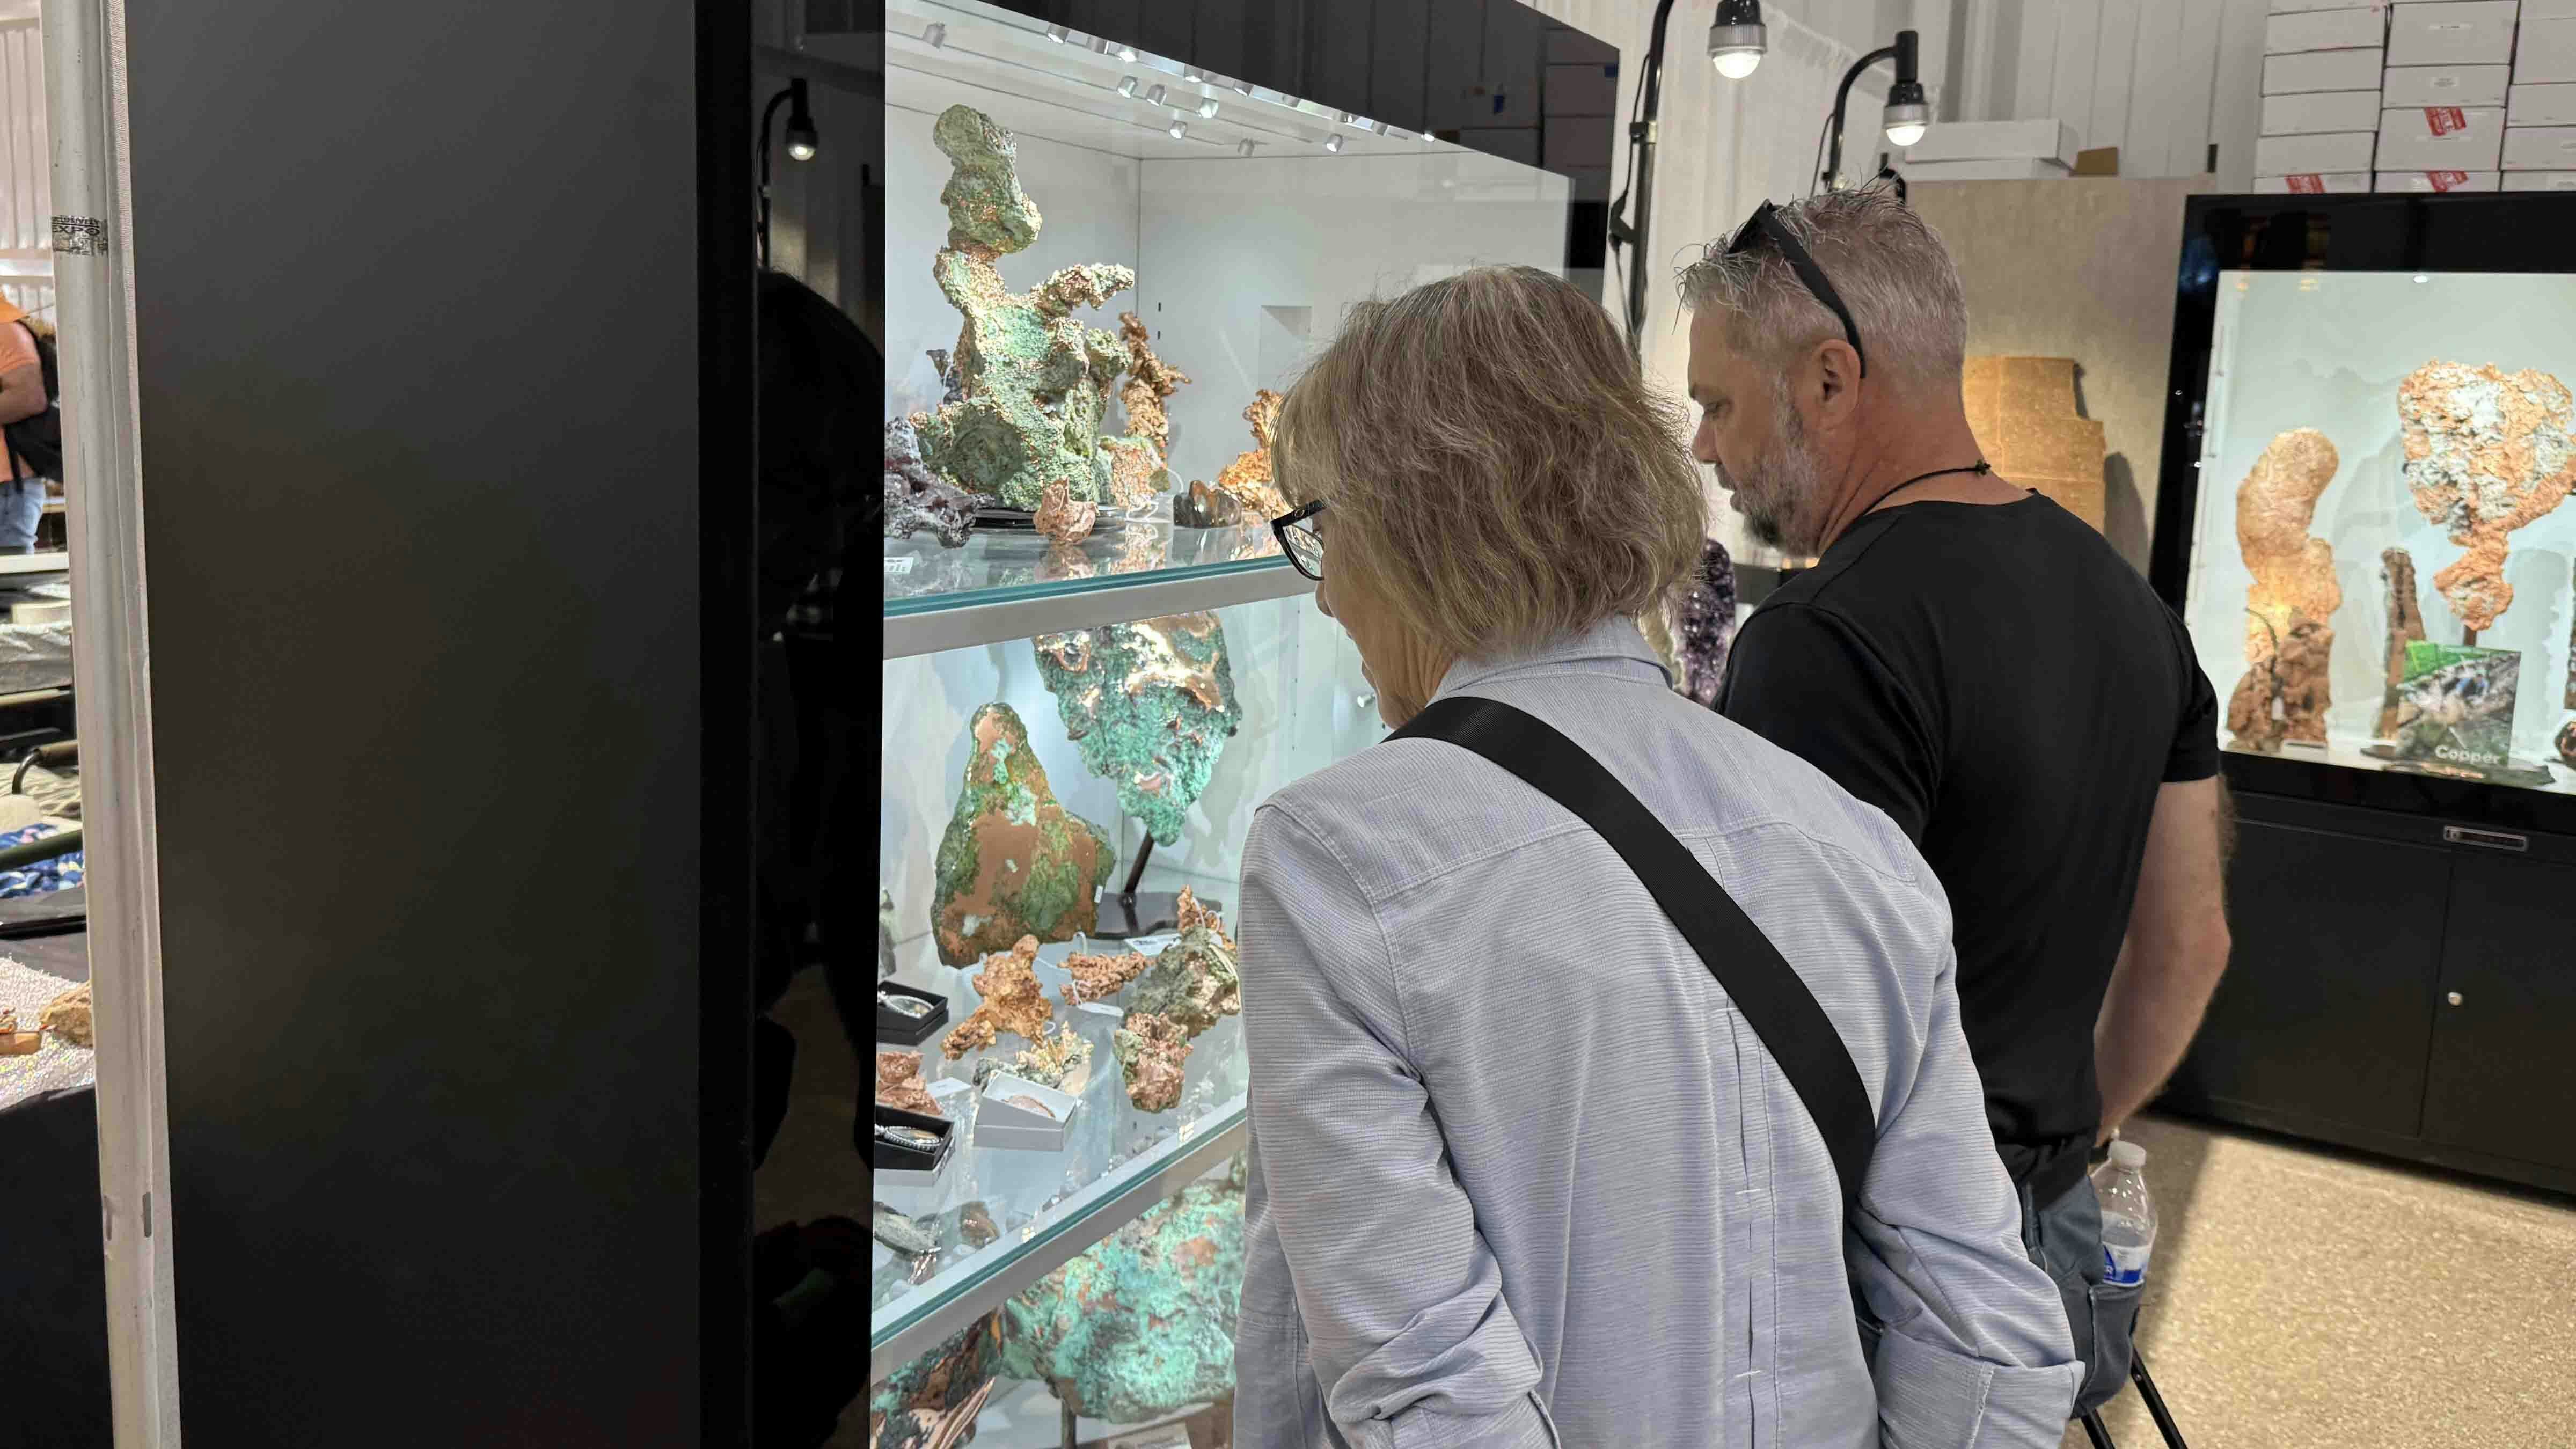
2161, 793, 2576, 1196
2422, 858, 2576, 1173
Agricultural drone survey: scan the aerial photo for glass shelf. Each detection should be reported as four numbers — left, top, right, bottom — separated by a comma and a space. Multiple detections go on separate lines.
884, 517, 1283, 618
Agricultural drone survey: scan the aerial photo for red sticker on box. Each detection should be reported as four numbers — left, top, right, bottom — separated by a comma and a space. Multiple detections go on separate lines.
2425, 106, 2467, 135
2286, 173, 2325, 194
2426, 171, 2470, 192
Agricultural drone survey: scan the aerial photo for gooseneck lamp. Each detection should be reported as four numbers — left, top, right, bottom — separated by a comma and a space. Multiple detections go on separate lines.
1707, 0, 1766, 79
757, 79, 819, 268
1824, 30, 1925, 191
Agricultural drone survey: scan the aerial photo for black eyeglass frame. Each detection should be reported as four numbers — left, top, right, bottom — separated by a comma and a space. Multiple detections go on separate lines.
1726, 200, 1868, 377
1272, 500, 1326, 581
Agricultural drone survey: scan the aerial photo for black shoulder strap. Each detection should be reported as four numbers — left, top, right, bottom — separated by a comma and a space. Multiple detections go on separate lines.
1393, 694, 1877, 1226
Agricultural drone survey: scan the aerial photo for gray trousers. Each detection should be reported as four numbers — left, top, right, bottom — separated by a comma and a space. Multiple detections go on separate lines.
2020, 1175, 2142, 1416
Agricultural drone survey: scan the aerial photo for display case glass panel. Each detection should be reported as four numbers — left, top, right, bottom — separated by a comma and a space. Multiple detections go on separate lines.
2155, 195, 2576, 833
881, 0, 1575, 609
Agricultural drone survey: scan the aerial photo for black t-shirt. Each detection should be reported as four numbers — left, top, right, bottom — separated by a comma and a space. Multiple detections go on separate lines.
1718, 493, 2218, 1202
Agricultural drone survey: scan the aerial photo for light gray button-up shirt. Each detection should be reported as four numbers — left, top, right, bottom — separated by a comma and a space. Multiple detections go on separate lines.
1232, 618, 2082, 1447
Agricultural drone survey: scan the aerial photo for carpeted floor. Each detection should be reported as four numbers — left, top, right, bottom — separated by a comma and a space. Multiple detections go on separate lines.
2065, 1113, 2576, 1448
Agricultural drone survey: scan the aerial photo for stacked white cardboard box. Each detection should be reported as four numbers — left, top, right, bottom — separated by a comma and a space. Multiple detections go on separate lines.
1898, 120, 2080, 181
2258, 2, 2389, 192
2375, 2, 2516, 191
2507, 0, 2576, 187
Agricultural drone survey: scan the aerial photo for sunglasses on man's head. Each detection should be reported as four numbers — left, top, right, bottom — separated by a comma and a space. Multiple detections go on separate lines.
1726, 200, 1867, 377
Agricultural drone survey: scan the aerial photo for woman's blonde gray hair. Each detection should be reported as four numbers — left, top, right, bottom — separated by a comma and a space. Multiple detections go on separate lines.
1272, 265, 1707, 663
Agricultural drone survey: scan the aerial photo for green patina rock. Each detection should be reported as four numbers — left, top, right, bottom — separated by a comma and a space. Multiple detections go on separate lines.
1032, 613, 1242, 846
992, 1175, 1245, 1423
1130, 921, 1240, 1039
912, 104, 1135, 511
931, 702, 1112, 965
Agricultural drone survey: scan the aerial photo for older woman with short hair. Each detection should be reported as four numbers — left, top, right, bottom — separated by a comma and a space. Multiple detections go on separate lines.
1232, 265, 2080, 1448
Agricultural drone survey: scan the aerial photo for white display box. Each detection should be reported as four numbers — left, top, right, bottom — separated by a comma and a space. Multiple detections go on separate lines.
2387, 2, 2521, 66
2381, 64, 2512, 106
2256, 130, 2381, 173
2256, 171, 2376, 191
2264, 47, 2387, 92
2264, 90, 2384, 133
2267, 6, 2392, 53
2510, 82, 2576, 125
1902, 157, 2073, 181
972, 1072, 1081, 1151
1901, 118, 2080, 166
2373, 168, 2505, 187
2375, 105, 2505, 167
2503, 167, 2576, 185
2503, 123, 2576, 165
2519, 18, 2576, 82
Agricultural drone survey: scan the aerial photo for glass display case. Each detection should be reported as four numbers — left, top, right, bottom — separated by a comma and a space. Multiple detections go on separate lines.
2153, 193, 2576, 837
808, 1, 1622, 1440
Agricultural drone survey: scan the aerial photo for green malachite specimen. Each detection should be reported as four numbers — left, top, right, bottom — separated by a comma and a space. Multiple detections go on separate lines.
994, 1173, 1245, 1422
930, 702, 1111, 965
1032, 612, 1242, 846
910, 103, 1136, 511
1129, 917, 1240, 1038
869, 1168, 1247, 1437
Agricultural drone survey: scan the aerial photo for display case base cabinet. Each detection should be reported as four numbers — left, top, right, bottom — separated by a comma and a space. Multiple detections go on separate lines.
2161, 793, 2576, 1196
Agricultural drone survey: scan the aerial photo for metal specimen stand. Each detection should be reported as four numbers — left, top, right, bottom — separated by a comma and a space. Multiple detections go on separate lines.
1089, 837, 1212, 941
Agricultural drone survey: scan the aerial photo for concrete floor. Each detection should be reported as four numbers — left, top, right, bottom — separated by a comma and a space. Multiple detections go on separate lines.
2065, 1114, 2576, 1449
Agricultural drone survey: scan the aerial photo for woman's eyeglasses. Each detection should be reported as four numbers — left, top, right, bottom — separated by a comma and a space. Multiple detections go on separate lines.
1272, 500, 1325, 581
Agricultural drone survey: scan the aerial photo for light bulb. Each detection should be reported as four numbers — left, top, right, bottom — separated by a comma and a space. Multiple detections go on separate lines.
1118, 76, 1139, 98
1168, 119, 1188, 140
1045, 24, 1069, 42
1885, 120, 1927, 148
1147, 83, 1168, 106
1199, 97, 1220, 119
1183, 65, 1204, 82
1707, 1, 1766, 80
923, 21, 947, 48
1882, 82, 1929, 150
1324, 135, 1345, 153
1711, 48, 1761, 79
1237, 140, 1257, 157
1116, 42, 1137, 61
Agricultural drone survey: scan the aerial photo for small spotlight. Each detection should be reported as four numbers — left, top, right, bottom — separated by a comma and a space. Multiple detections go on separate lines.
1168, 119, 1188, 140
1237, 140, 1257, 157
783, 78, 818, 162
1045, 24, 1069, 42
1146, 83, 1168, 106
1118, 76, 1139, 98
1198, 97, 1221, 119
1882, 80, 1929, 148
1183, 65, 1204, 82
923, 21, 946, 48
2414, 273, 2431, 283
1333, 110, 1357, 125
1085, 34, 1111, 54
1116, 42, 1138, 61
1366, 118, 1391, 135
1234, 77, 1254, 94
1707, 0, 1766, 78
1324, 134, 1344, 153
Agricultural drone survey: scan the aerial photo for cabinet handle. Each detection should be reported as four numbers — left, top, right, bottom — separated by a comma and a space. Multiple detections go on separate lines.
2447, 991, 2464, 1007
2441, 825, 2527, 852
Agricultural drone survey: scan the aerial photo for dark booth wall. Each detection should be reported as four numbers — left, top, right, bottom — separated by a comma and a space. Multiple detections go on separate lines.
125, 1, 737, 1441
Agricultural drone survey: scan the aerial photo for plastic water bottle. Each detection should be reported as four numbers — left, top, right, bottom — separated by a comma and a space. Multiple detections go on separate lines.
2092, 1140, 2157, 1289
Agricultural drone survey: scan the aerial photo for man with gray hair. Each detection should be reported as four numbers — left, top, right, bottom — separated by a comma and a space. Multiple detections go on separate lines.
1681, 187, 2233, 1416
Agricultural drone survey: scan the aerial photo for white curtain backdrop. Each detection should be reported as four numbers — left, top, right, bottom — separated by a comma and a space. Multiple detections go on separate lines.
1533, 0, 1871, 558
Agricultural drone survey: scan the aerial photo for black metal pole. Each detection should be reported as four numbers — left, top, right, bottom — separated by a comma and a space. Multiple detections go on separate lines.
756, 85, 793, 268
1620, 0, 1680, 361
1824, 43, 1898, 192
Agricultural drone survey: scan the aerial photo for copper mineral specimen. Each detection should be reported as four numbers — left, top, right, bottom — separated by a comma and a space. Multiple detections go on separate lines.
1033, 478, 1096, 545
1171, 478, 1243, 529
941, 935, 1055, 1060
876, 1049, 942, 1117
1173, 885, 1231, 947
910, 105, 1136, 512
1203, 389, 1287, 521
869, 1314, 1003, 1449
2398, 360, 2576, 632
2377, 547, 2429, 739
930, 702, 1111, 964
41, 981, 92, 1049
1060, 948, 1152, 1007
1031, 612, 1242, 846
1130, 907, 1241, 1038
1111, 1011, 1193, 1113
973, 1021, 1094, 1090
1100, 311, 1190, 514
883, 418, 987, 548
2227, 429, 2342, 751
991, 1174, 1246, 1423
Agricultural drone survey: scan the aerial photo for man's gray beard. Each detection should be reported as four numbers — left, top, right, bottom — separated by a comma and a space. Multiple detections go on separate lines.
1736, 399, 1826, 553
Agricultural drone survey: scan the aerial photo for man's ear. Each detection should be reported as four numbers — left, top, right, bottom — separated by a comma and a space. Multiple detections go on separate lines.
1809, 338, 1863, 429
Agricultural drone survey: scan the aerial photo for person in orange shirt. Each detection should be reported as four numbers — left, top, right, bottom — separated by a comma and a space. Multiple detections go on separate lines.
0, 296, 52, 551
